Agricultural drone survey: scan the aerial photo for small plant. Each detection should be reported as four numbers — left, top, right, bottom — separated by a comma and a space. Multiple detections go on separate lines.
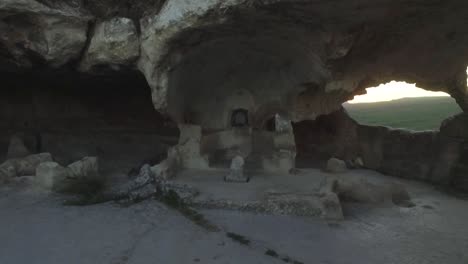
158, 189, 219, 232
265, 249, 279, 257
62, 177, 108, 206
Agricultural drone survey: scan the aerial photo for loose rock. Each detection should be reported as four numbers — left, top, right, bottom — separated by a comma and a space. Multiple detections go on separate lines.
35, 156, 102, 193
35, 162, 69, 191
0, 153, 53, 183
326, 158, 347, 173
80, 17, 140, 71
225, 155, 248, 183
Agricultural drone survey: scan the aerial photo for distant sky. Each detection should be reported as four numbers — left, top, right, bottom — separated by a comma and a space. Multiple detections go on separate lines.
348, 81, 450, 104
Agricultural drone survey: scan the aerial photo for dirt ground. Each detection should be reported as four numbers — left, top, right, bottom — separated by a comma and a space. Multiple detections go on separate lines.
1, 169, 467, 264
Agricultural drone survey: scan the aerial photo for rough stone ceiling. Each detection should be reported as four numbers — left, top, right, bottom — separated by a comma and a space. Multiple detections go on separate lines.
1, 0, 467, 122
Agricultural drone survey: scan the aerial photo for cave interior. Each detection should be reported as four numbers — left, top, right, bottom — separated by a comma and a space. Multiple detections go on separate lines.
1, 0, 468, 192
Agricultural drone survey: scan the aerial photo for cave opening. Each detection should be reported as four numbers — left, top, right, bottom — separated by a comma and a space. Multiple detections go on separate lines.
0, 70, 178, 178
343, 81, 462, 131
292, 79, 468, 192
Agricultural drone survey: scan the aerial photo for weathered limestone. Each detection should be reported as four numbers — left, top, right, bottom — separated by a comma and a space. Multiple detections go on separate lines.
319, 192, 344, 221
150, 158, 178, 181
0, 153, 52, 183
326, 158, 347, 173
224, 155, 248, 183
261, 150, 296, 173
35, 162, 69, 191
336, 178, 411, 206
173, 124, 209, 169
35, 156, 101, 192
0, 0, 92, 69
320, 173, 412, 207
7, 135, 30, 159
67, 157, 99, 179
80, 17, 140, 71
0, 0, 467, 197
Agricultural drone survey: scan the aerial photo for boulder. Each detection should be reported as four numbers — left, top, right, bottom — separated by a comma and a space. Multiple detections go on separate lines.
35, 156, 102, 192
80, 17, 140, 71
319, 192, 344, 221
15, 153, 53, 176
0, 0, 92, 68
67, 157, 99, 179
0, 153, 53, 183
326, 158, 347, 173
0, 161, 16, 184
335, 177, 411, 206
35, 162, 69, 191
6, 135, 30, 159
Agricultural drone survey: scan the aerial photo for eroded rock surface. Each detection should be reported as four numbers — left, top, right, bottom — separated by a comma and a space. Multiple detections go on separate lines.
326, 158, 347, 173
0, 0, 91, 69
80, 17, 139, 71
1, 0, 466, 116
0, 153, 52, 183
225, 155, 248, 183
35, 156, 101, 192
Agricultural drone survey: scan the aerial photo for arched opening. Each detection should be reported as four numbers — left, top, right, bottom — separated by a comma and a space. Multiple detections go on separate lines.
293, 80, 467, 190
344, 81, 462, 131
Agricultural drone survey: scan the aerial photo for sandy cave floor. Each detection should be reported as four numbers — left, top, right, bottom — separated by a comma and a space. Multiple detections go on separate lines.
0, 169, 468, 264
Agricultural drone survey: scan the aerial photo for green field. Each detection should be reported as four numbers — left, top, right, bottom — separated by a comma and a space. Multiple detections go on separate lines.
344, 97, 462, 131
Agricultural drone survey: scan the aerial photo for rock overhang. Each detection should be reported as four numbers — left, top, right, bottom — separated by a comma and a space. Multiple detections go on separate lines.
0, 0, 467, 121
0, 0, 468, 194
136, 0, 468, 124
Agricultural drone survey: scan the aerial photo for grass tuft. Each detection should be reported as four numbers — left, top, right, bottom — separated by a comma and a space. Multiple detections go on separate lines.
226, 232, 250, 245
265, 249, 279, 257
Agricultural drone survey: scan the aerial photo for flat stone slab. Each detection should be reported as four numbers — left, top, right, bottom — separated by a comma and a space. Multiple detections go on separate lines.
171, 168, 414, 220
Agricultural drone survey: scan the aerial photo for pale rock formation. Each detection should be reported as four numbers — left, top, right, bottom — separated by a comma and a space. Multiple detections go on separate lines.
0, 0, 92, 69
0, 0, 467, 193
261, 150, 296, 174
274, 114, 293, 133
35, 162, 68, 191
320, 174, 412, 207
80, 17, 140, 71
151, 157, 178, 180
35, 156, 101, 192
0, 153, 52, 183
319, 192, 344, 221
67, 157, 99, 179
224, 155, 248, 183
173, 124, 209, 169
326, 158, 347, 173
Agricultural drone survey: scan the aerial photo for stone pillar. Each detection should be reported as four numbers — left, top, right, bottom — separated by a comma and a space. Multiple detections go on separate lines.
173, 124, 209, 169
262, 115, 296, 173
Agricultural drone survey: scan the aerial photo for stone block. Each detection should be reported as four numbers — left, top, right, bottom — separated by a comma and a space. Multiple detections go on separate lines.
326, 158, 347, 173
